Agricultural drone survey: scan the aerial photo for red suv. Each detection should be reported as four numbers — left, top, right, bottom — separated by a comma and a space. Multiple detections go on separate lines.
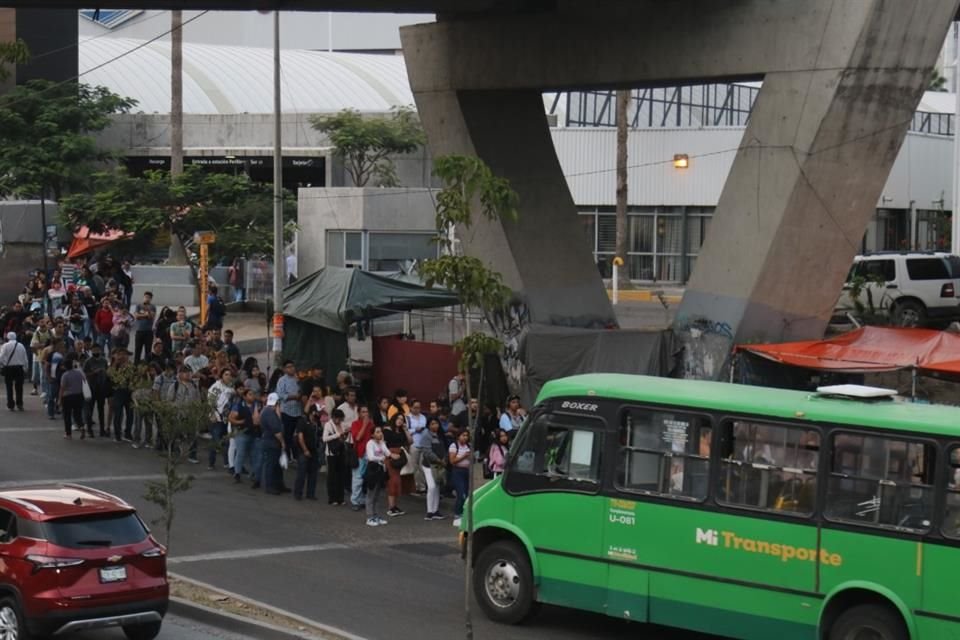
0, 484, 168, 640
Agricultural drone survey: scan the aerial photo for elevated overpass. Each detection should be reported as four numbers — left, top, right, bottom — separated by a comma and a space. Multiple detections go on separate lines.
4, 0, 960, 377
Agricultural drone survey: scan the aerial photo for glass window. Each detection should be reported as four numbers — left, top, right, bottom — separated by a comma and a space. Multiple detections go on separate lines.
906, 258, 950, 280
326, 231, 345, 268
628, 215, 654, 253
0, 509, 15, 543
945, 447, 960, 539
825, 433, 935, 532
579, 213, 596, 252
367, 233, 436, 272
859, 259, 896, 282
42, 512, 148, 549
507, 413, 603, 491
597, 216, 616, 253
616, 408, 712, 500
345, 232, 363, 263
716, 421, 820, 515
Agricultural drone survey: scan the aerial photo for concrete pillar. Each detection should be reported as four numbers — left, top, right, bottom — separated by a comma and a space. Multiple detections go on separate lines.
677, 0, 959, 377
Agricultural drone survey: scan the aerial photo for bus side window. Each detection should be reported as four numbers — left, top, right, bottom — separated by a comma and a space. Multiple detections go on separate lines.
942, 446, 960, 539
506, 413, 603, 486
615, 408, 712, 501
715, 420, 819, 516
825, 433, 935, 533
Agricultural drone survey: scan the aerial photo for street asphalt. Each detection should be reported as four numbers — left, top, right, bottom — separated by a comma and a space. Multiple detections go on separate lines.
2, 393, 712, 640
68, 613, 258, 640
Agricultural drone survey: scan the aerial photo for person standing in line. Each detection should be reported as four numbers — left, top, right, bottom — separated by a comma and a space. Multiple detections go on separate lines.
93, 299, 113, 355
229, 387, 260, 484
448, 370, 467, 427
349, 406, 374, 511
420, 416, 446, 521
83, 345, 109, 437
323, 409, 349, 505
448, 430, 473, 528
386, 388, 409, 421
29, 316, 51, 397
132, 291, 156, 365
407, 400, 428, 493
499, 395, 527, 436
260, 392, 287, 495
363, 426, 391, 527
228, 258, 245, 303
0, 331, 27, 411
337, 387, 359, 425
59, 355, 85, 440
373, 396, 391, 427
169, 308, 193, 355
293, 404, 321, 501
487, 429, 511, 477
383, 412, 412, 517
276, 360, 302, 458
206, 369, 235, 472
109, 348, 135, 442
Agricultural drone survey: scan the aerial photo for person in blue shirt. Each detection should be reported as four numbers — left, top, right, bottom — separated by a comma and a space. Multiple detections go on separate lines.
275, 360, 302, 455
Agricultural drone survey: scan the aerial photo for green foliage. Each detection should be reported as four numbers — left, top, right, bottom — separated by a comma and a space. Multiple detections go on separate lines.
0, 81, 136, 199
60, 166, 296, 262
0, 39, 29, 81
432, 156, 518, 251
310, 106, 424, 187
929, 68, 948, 92
418, 255, 511, 312
455, 333, 503, 372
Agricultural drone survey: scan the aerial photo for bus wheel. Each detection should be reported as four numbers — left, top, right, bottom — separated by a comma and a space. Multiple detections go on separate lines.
828, 604, 908, 640
473, 540, 534, 625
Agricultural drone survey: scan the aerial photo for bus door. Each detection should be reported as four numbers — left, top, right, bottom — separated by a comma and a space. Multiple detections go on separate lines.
502, 409, 607, 614
918, 444, 960, 636
820, 432, 933, 617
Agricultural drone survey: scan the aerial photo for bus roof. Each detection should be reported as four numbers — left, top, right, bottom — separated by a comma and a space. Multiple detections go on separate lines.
537, 374, 960, 439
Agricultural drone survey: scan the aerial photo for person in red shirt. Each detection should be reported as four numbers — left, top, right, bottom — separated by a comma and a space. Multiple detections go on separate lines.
350, 405, 374, 511
93, 299, 114, 354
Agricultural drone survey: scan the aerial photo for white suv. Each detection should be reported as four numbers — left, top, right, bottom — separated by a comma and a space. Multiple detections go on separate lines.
834, 252, 960, 327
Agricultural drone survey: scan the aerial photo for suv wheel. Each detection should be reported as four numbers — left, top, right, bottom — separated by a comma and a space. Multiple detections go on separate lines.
892, 299, 926, 327
0, 596, 29, 640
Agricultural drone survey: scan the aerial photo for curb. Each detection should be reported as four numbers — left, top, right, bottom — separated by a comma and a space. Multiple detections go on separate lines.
169, 572, 367, 640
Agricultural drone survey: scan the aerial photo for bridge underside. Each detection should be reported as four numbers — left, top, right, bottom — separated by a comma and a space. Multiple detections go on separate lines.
401, 0, 960, 375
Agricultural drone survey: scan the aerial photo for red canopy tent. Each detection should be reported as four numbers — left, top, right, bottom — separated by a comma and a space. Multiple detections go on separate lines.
735, 326, 960, 376
67, 226, 132, 259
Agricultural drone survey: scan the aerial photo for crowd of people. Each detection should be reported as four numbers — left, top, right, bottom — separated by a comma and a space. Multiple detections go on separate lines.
0, 254, 528, 529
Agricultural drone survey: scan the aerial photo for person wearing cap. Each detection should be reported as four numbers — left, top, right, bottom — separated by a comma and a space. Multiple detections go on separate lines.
260, 392, 287, 495
132, 291, 156, 365
499, 395, 527, 435
0, 331, 28, 411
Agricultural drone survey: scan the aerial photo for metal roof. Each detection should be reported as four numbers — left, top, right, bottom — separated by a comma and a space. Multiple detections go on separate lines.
80, 36, 415, 115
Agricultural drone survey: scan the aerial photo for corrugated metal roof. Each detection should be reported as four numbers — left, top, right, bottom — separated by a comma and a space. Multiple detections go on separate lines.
80, 37, 414, 114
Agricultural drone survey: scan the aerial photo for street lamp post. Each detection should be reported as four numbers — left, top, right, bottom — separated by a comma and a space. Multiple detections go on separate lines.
272, 10, 285, 363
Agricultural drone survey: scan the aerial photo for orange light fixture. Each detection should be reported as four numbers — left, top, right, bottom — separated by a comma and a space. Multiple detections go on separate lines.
673, 154, 689, 169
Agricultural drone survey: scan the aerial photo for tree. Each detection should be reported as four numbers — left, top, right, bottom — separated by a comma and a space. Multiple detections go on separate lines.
0, 39, 29, 81
310, 106, 424, 187
0, 81, 136, 200
417, 155, 518, 640
60, 166, 297, 263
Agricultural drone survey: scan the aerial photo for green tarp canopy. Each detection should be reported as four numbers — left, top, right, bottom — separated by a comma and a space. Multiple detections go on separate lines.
280, 267, 459, 379
283, 266, 459, 332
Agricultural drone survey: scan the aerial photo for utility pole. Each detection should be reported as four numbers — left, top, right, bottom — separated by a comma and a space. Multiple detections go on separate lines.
614, 89, 630, 294
272, 10, 285, 363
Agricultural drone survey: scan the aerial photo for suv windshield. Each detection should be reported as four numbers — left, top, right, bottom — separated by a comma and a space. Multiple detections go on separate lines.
43, 512, 148, 548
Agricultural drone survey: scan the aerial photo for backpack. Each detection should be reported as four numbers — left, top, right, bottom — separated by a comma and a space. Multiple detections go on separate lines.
211, 297, 227, 317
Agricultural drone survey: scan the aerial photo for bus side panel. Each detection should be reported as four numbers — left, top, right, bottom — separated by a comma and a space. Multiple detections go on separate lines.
819, 529, 920, 619
513, 493, 607, 614
920, 542, 960, 639
649, 573, 817, 640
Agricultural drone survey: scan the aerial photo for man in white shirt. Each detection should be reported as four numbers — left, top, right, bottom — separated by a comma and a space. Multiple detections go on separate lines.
337, 387, 359, 425
206, 369, 235, 471
184, 344, 209, 373
0, 332, 28, 411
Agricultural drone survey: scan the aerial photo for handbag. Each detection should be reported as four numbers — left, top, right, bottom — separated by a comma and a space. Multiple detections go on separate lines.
81, 375, 92, 401
327, 435, 345, 456
345, 442, 359, 469
279, 450, 289, 470
390, 447, 407, 470
399, 447, 417, 475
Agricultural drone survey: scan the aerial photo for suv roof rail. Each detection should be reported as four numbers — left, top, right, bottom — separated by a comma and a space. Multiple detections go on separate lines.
859, 250, 939, 256
61, 483, 132, 508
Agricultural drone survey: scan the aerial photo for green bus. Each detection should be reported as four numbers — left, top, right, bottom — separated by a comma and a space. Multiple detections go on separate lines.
465, 374, 960, 640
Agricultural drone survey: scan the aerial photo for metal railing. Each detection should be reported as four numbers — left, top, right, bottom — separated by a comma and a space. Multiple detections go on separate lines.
553, 84, 954, 136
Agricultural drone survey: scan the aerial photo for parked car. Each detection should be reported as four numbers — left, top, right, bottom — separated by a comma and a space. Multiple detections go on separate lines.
834, 252, 960, 327
0, 484, 167, 640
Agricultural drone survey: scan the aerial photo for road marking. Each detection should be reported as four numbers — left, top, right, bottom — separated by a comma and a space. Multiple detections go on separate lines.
0, 474, 167, 488
0, 427, 61, 432
169, 543, 350, 565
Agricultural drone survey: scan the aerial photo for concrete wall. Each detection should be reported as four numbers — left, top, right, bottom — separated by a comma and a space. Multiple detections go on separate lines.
297, 187, 436, 275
